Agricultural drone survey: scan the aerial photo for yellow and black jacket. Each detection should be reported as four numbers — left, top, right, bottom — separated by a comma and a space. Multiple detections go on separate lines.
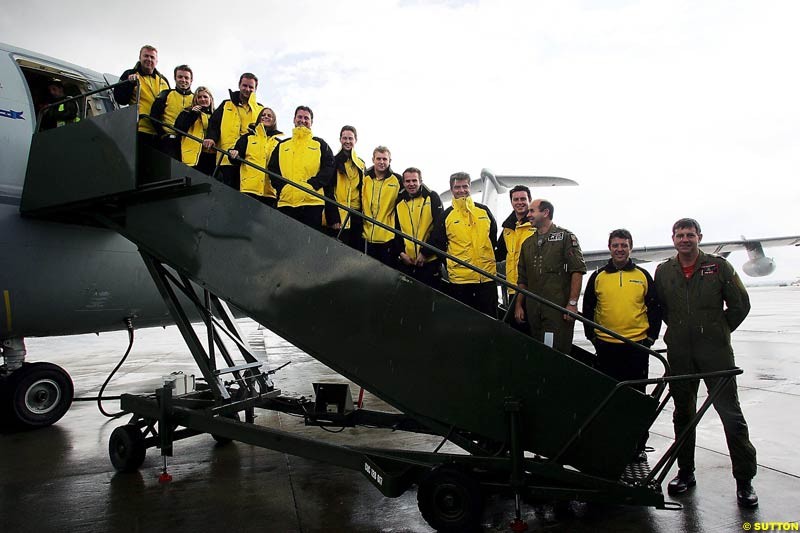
206, 90, 264, 166
150, 87, 194, 137
394, 185, 443, 263
582, 259, 662, 343
361, 168, 402, 244
175, 105, 213, 166
427, 197, 497, 284
233, 124, 283, 198
267, 126, 335, 208
496, 212, 536, 293
324, 149, 365, 229
113, 62, 170, 135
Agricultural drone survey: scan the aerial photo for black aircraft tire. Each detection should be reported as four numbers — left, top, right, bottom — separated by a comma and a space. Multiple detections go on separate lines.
5, 362, 74, 428
417, 466, 483, 533
109, 425, 147, 472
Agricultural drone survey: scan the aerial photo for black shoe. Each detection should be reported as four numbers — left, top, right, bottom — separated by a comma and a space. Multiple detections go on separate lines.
667, 471, 696, 495
736, 480, 759, 508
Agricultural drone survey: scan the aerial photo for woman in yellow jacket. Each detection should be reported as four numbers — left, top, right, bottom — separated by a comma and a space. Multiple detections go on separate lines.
175, 87, 215, 175
230, 108, 283, 206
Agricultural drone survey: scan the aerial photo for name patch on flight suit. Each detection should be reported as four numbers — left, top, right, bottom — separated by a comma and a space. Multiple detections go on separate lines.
699, 263, 719, 276
548, 232, 564, 242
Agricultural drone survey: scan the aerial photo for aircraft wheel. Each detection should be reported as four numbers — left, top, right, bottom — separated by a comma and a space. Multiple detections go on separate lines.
5, 362, 74, 428
417, 466, 483, 533
109, 424, 147, 472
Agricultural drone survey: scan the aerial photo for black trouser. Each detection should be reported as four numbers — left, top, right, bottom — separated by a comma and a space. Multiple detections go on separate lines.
214, 165, 240, 190
279, 205, 325, 232
159, 135, 181, 160
193, 152, 216, 175
365, 241, 397, 267
327, 217, 364, 252
595, 339, 650, 452
400, 260, 442, 290
245, 194, 276, 208
445, 281, 497, 318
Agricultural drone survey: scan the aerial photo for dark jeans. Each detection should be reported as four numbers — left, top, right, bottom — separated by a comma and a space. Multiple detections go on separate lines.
365, 241, 397, 268
399, 260, 442, 290
214, 165, 240, 190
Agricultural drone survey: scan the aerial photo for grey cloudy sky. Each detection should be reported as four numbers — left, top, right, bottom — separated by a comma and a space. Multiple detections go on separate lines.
3, 0, 798, 279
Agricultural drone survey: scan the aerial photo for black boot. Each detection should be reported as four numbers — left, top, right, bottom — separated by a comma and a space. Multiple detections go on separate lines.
736, 479, 758, 508
667, 470, 696, 495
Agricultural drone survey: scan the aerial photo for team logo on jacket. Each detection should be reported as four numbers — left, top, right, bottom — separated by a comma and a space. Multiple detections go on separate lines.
548, 232, 564, 241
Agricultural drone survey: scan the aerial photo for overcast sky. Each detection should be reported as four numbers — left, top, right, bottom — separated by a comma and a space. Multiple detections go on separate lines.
3, 0, 798, 280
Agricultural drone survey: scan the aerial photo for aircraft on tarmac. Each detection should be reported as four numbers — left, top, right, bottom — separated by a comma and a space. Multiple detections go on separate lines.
0, 42, 797, 429
441, 169, 800, 277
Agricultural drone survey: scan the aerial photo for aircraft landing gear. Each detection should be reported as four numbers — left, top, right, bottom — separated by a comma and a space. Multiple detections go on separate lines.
2, 361, 74, 428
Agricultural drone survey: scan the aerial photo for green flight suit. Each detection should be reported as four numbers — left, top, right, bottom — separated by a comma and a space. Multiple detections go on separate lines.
517, 224, 586, 353
655, 251, 757, 481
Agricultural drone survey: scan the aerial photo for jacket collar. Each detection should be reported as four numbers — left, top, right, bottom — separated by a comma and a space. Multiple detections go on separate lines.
602, 258, 635, 273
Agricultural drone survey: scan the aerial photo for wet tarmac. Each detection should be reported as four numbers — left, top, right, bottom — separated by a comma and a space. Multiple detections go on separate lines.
2, 285, 799, 532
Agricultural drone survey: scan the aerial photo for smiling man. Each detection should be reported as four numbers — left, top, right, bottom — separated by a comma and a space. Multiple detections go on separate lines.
150, 65, 194, 159
582, 228, 662, 461
514, 199, 586, 353
361, 146, 402, 265
394, 167, 443, 287
114, 45, 170, 148
654, 218, 758, 507
204, 73, 264, 190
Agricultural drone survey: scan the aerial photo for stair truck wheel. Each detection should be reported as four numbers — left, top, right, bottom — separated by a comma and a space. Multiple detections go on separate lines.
417, 466, 483, 532
109, 424, 147, 472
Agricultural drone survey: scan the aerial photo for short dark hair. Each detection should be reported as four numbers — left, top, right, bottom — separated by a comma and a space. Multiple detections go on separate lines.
509, 185, 531, 201
537, 199, 554, 220
449, 172, 470, 188
608, 228, 633, 247
340, 125, 357, 138
174, 64, 192, 78
672, 218, 701, 235
239, 72, 258, 86
295, 105, 313, 120
47, 79, 64, 89
403, 167, 422, 179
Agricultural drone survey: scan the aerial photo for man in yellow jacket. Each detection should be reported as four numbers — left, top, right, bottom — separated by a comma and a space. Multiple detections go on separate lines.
425, 172, 498, 317
203, 73, 263, 190
361, 146, 402, 265
268, 106, 334, 230
114, 45, 170, 150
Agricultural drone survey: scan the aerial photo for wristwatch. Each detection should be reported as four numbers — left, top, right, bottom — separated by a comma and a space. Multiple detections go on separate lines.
568, 299, 578, 306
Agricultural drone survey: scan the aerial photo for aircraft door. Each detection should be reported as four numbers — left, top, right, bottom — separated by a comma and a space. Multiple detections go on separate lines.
0, 51, 35, 198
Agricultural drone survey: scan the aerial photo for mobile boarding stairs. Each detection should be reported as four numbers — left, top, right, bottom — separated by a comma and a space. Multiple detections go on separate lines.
20, 102, 742, 532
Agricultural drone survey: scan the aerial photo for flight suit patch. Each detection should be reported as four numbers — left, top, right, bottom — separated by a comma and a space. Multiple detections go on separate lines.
548, 232, 564, 241
570, 234, 579, 247
699, 263, 719, 275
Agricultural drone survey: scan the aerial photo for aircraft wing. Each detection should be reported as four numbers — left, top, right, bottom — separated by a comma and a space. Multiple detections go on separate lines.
439, 174, 578, 202
583, 235, 800, 274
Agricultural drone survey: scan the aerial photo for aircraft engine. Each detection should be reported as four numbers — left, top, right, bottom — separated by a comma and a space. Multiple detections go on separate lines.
742, 256, 776, 277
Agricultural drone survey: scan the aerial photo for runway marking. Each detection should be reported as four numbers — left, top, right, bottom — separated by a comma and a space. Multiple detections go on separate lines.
3, 290, 11, 331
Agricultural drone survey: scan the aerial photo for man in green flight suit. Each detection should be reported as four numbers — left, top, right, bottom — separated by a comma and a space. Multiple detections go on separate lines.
514, 199, 586, 354
655, 217, 758, 507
